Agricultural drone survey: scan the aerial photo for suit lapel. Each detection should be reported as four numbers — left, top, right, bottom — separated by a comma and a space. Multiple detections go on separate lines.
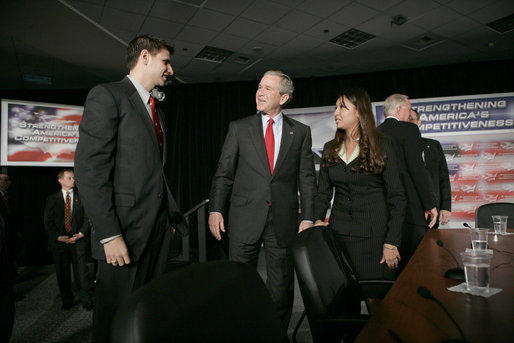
274, 116, 294, 175
248, 114, 271, 175
123, 77, 162, 161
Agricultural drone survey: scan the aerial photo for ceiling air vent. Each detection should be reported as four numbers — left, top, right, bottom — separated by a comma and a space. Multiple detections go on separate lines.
486, 13, 514, 33
329, 28, 376, 49
402, 33, 445, 51
195, 46, 234, 63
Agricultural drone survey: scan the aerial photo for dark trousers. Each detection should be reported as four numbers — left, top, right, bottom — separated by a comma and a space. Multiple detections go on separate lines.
92, 209, 170, 343
400, 222, 427, 268
0, 254, 15, 343
52, 240, 93, 308
229, 209, 294, 330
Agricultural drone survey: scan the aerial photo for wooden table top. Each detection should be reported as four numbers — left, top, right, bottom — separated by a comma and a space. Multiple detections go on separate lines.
355, 229, 514, 343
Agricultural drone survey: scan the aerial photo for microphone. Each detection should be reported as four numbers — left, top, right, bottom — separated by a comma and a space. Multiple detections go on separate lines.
436, 240, 465, 280
417, 286, 467, 343
151, 88, 166, 101
462, 222, 472, 229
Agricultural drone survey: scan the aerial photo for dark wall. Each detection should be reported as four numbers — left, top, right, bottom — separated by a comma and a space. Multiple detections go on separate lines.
2, 59, 513, 265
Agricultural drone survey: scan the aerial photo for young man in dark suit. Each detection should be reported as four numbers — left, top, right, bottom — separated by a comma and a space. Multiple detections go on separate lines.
378, 94, 438, 263
74, 35, 187, 342
44, 169, 93, 310
209, 70, 316, 329
408, 109, 452, 228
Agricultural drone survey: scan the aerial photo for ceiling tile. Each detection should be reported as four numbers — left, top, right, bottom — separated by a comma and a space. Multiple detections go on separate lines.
356, 0, 403, 11
188, 8, 235, 31
330, 2, 380, 28
150, 0, 198, 24
276, 10, 323, 33
175, 25, 218, 45
203, 0, 254, 15
445, 0, 497, 15
140, 18, 183, 41
409, 6, 461, 31
431, 16, 480, 38
255, 26, 298, 46
297, 0, 352, 18
171, 40, 205, 57
224, 18, 268, 39
303, 20, 351, 40
238, 40, 278, 57
467, 2, 514, 24
67, 0, 104, 22
106, 0, 154, 14
240, 1, 290, 25
209, 33, 248, 51
101, 7, 146, 33
385, 0, 440, 20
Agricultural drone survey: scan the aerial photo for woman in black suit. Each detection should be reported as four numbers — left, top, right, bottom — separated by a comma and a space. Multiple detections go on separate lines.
314, 88, 405, 283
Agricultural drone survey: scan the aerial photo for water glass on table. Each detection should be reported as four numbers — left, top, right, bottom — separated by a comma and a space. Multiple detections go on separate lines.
460, 251, 492, 291
492, 215, 508, 235
469, 228, 489, 251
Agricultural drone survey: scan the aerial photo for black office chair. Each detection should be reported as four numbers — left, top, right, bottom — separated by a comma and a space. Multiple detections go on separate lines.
475, 202, 514, 228
292, 226, 393, 343
110, 260, 287, 343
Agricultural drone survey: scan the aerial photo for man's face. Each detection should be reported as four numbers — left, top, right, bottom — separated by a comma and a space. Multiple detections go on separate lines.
0, 174, 11, 192
408, 109, 421, 127
256, 75, 289, 116
59, 171, 75, 191
397, 99, 412, 121
148, 48, 173, 88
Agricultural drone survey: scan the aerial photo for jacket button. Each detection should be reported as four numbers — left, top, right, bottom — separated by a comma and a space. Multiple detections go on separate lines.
347, 196, 351, 201
159, 193, 165, 199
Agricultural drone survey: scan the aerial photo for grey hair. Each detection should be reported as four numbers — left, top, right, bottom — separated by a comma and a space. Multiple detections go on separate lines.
383, 93, 409, 116
263, 70, 294, 105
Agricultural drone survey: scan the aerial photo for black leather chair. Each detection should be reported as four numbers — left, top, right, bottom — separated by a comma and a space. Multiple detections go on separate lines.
292, 226, 393, 343
110, 260, 287, 343
475, 202, 514, 229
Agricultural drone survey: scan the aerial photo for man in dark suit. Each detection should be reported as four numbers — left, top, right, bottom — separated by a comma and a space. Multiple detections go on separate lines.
209, 70, 316, 328
75, 35, 187, 342
378, 94, 438, 263
408, 109, 452, 228
44, 169, 93, 310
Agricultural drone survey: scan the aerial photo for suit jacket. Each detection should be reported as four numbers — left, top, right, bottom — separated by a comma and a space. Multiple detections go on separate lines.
378, 118, 436, 226
43, 190, 90, 252
209, 113, 316, 246
74, 76, 186, 261
314, 136, 406, 247
422, 138, 451, 213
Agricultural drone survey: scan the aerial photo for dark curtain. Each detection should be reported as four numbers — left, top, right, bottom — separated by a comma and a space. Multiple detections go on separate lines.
1, 59, 513, 265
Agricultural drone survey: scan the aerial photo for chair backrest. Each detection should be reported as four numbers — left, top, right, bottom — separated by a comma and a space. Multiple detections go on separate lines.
291, 226, 359, 320
111, 261, 286, 343
475, 202, 514, 228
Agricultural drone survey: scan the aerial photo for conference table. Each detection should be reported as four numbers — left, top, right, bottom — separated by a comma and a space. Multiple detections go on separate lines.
355, 228, 514, 343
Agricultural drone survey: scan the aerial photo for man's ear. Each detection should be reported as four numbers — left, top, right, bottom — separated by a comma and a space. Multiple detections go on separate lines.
279, 93, 290, 106
140, 49, 150, 66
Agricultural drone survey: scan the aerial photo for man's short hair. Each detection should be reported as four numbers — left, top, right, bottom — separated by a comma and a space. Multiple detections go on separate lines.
384, 93, 409, 116
57, 168, 73, 181
263, 70, 294, 105
126, 34, 175, 71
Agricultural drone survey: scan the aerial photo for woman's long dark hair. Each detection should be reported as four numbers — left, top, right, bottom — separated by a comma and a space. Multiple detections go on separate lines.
322, 88, 386, 174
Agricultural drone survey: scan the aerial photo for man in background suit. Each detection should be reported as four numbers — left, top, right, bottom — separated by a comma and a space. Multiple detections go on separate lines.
75, 34, 187, 342
209, 70, 316, 329
378, 94, 438, 263
408, 109, 452, 228
44, 169, 93, 310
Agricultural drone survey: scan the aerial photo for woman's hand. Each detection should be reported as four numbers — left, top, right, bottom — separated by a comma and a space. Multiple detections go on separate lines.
314, 219, 329, 227
380, 243, 401, 269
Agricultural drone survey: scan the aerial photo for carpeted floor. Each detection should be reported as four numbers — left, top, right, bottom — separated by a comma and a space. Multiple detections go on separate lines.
10, 250, 313, 343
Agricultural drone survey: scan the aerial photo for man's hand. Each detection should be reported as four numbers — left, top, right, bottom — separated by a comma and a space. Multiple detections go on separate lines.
208, 213, 225, 241
314, 219, 329, 227
68, 233, 84, 243
298, 221, 314, 233
439, 210, 451, 226
104, 236, 130, 267
425, 207, 438, 228
57, 235, 71, 244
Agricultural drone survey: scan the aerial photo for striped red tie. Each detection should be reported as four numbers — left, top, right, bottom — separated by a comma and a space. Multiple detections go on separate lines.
149, 96, 164, 156
265, 118, 274, 174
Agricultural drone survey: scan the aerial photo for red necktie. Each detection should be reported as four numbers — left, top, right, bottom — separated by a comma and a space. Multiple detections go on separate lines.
265, 118, 275, 174
65, 191, 72, 233
149, 96, 164, 156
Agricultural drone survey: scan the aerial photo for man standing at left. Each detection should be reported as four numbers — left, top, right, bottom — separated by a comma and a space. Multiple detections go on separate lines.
74, 34, 187, 342
44, 169, 93, 311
